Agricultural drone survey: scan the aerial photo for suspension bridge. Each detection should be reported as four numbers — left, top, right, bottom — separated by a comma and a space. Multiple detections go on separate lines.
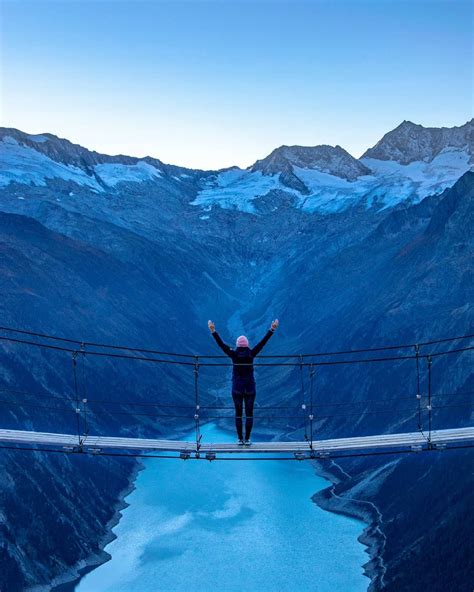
0, 326, 473, 461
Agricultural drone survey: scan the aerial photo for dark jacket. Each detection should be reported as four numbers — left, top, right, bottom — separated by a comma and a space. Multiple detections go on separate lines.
212, 330, 274, 392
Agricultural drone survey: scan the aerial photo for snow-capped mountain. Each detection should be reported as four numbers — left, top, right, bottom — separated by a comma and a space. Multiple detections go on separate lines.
0, 127, 205, 192
361, 119, 473, 164
0, 120, 472, 215
250, 144, 371, 193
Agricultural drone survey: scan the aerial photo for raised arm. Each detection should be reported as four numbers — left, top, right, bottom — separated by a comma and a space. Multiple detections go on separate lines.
251, 319, 279, 357
208, 320, 233, 356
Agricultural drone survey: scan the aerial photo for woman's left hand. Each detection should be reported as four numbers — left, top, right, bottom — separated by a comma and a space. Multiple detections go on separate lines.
271, 319, 279, 331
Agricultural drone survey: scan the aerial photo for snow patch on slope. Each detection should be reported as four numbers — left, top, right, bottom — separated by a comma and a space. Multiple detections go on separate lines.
192, 149, 471, 214
94, 162, 162, 187
27, 134, 49, 143
361, 149, 471, 202
296, 150, 470, 212
292, 168, 375, 212
0, 136, 102, 190
192, 169, 294, 213
0, 136, 164, 190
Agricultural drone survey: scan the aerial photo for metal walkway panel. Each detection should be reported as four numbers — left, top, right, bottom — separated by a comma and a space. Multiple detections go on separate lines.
0, 426, 473, 455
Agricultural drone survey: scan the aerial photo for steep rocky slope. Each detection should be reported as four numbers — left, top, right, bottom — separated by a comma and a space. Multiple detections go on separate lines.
0, 122, 472, 590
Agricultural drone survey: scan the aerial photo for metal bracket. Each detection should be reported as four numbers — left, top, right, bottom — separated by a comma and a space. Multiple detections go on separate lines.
316, 451, 330, 459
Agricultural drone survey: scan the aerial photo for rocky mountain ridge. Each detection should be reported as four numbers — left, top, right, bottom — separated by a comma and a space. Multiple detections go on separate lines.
1, 120, 472, 212
361, 119, 473, 164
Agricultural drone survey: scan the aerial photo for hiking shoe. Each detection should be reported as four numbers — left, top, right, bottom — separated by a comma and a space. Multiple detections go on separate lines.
244, 439, 252, 446
237, 439, 245, 446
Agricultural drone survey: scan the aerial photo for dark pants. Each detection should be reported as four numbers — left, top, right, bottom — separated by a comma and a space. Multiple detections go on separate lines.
232, 390, 256, 440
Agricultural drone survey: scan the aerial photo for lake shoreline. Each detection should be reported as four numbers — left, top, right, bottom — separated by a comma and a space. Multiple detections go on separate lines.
49, 425, 380, 592
311, 460, 385, 592
47, 421, 197, 592
47, 460, 144, 592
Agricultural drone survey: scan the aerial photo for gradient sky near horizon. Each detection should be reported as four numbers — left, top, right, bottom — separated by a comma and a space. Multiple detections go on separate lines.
0, 0, 472, 169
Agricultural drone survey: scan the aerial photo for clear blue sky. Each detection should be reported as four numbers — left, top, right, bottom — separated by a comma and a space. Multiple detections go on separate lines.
0, 0, 472, 169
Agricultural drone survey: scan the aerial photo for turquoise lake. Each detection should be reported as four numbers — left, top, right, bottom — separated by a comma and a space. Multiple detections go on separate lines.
76, 424, 368, 592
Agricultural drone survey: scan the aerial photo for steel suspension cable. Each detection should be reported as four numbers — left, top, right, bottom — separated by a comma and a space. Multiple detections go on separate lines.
0, 398, 471, 420
0, 385, 472, 410
1, 442, 473, 462
1, 333, 473, 367
1, 325, 473, 359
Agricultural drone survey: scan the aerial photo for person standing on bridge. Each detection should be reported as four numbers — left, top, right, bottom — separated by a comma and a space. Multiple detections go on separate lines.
208, 319, 279, 446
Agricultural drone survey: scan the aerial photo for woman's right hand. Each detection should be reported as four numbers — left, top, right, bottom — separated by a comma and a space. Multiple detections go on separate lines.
271, 319, 279, 331
208, 320, 216, 333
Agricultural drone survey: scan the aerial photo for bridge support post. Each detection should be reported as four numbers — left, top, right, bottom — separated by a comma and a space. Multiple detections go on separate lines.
414, 344, 423, 434
71, 351, 83, 449
309, 364, 316, 452
80, 342, 89, 442
194, 356, 201, 457
427, 355, 433, 446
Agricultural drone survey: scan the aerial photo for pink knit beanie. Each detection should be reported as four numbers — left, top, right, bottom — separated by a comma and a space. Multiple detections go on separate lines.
236, 335, 249, 348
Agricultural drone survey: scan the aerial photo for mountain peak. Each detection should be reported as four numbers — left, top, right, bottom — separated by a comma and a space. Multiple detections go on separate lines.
251, 143, 371, 183
362, 119, 473, 165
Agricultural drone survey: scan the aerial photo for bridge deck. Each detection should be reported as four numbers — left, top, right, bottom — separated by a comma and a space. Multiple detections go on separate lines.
0, 426, 473, 457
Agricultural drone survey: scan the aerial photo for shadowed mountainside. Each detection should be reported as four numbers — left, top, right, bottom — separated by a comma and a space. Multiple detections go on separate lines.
0, 123, 472, 590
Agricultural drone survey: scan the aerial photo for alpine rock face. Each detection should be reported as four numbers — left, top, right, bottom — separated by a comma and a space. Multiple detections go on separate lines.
361, 119, 473, 164
0, 119, 473, 591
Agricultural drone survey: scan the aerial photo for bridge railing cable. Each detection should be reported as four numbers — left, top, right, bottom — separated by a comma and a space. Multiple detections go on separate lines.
0, 334, 473, 367
0, 325, 473, 360
1, 385, 473, 407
